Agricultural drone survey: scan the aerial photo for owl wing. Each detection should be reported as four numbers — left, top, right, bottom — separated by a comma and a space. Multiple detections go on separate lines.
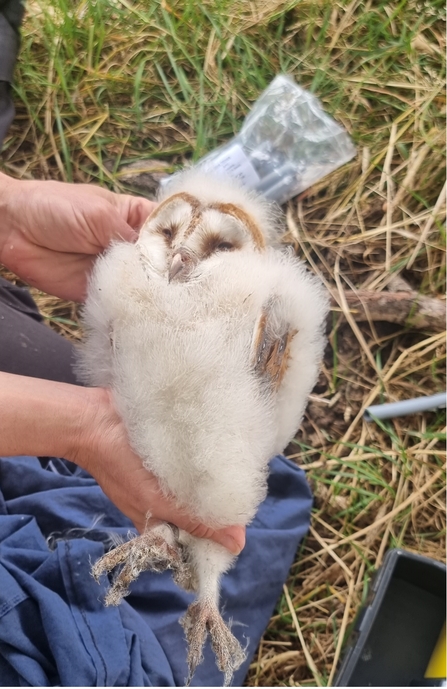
250, 297, 297, 391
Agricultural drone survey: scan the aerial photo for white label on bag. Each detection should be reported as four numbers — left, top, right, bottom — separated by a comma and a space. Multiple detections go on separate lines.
205, 144, 260, 189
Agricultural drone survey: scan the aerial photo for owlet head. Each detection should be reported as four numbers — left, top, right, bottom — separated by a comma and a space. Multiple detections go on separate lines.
137, 171, 281, 282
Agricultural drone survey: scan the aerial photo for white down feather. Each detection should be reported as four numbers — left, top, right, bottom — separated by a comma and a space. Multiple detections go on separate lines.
79, 240, 328, 529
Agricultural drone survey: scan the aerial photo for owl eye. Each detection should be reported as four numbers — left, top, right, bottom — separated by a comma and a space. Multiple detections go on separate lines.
161, 228, 173, 239
216, 242, 234, 252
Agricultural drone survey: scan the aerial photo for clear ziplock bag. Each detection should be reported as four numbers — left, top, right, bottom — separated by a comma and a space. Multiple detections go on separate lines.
196, 74, 356, 204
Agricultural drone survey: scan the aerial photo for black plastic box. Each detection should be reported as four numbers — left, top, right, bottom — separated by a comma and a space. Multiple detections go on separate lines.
335, 549, 446, 687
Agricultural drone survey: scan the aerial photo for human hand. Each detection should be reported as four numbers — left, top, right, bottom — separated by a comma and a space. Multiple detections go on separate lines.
0, 174, 156, 301
71, 387, 246, 555
1, 372, 245, 554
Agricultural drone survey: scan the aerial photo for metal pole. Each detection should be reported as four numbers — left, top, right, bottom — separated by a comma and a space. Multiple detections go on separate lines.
364, 392, 446, 422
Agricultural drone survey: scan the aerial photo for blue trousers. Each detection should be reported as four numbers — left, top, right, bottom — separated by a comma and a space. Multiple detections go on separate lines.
0, 454, 312, 686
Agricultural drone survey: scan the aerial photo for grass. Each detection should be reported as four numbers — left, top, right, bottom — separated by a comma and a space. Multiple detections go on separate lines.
1, 0, 445, 685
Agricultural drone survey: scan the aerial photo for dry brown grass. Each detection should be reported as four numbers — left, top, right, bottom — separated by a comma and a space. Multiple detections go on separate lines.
1, 0, 445, 685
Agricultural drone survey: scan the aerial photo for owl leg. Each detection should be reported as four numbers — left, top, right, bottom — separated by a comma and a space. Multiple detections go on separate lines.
92, 522, 184, 606
182, 598, 246, 686
179, 537, 245, 686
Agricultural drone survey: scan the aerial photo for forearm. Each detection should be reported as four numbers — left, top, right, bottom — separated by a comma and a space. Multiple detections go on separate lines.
0, 371, 90, 460
0, 171, 19, 258
0, 371, 245, 550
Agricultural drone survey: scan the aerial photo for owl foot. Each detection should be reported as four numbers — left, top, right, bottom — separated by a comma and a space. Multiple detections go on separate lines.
173, 562, 199, 593
181, 599, 246, 686
92, 526, 182, 606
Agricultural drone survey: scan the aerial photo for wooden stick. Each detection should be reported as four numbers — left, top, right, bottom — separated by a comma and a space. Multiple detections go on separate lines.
330, 290, 445, 331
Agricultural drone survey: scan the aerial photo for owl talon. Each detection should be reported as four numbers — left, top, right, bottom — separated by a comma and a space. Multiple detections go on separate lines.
91, 538, 138, 582
181, 599, 246, 687
92, 528, 183, 606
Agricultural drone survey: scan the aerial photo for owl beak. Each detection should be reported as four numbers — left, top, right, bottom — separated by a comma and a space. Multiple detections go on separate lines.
168, 250, 189, 282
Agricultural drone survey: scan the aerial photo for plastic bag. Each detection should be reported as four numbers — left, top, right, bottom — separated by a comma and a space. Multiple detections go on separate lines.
196, 74, 356, 204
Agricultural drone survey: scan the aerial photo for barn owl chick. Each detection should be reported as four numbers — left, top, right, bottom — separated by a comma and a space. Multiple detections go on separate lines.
79, 171, 329, 686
